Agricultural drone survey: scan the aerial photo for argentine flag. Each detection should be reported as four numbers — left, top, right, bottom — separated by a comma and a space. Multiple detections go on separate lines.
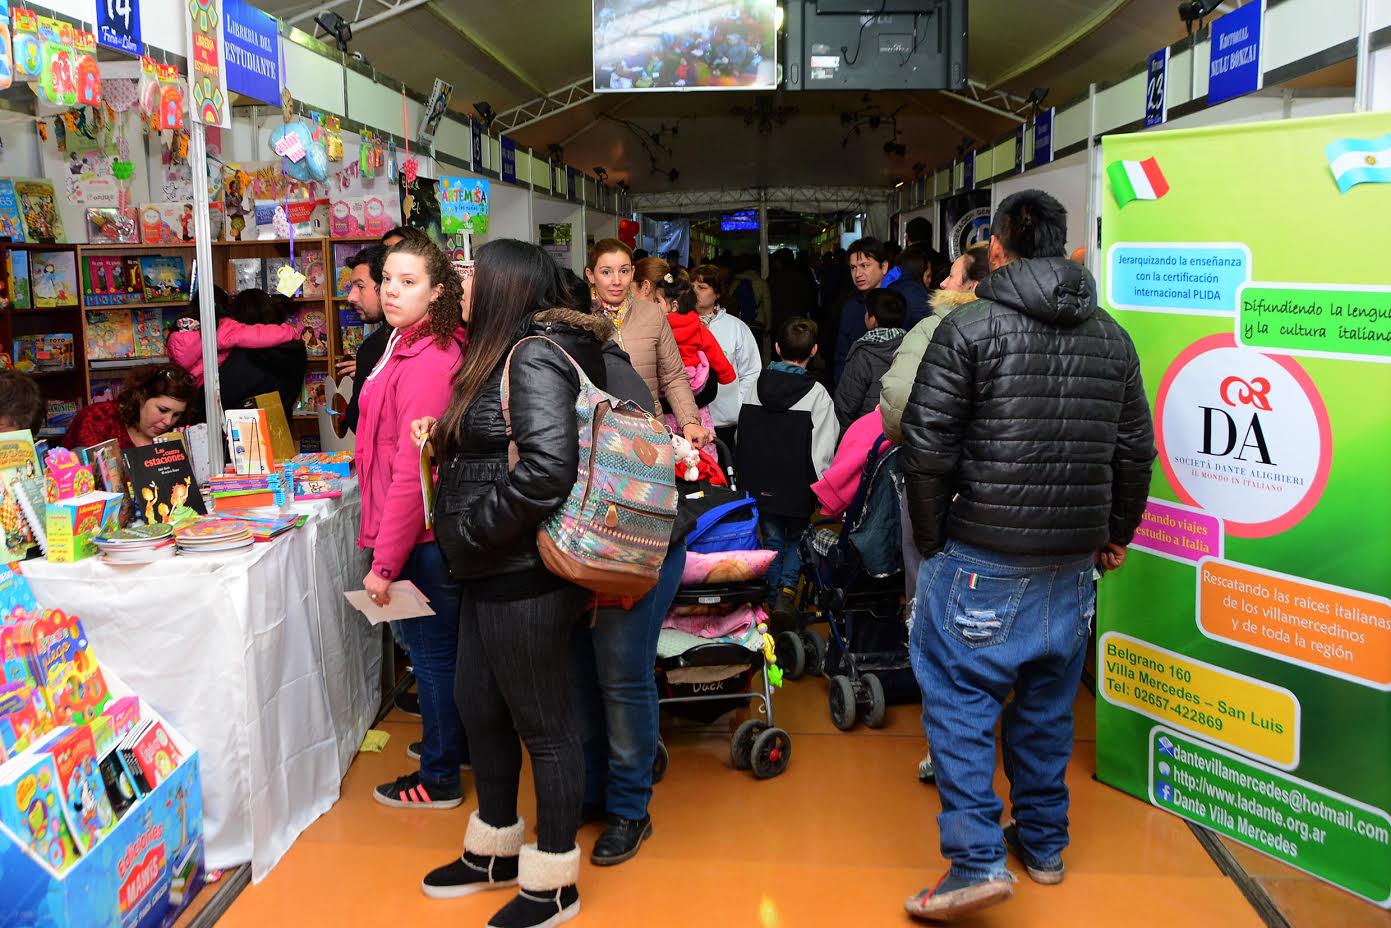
1325, 133, 1391, 194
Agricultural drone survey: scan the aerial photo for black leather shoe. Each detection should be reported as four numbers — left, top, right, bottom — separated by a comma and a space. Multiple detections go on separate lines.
589, 815, 652, 866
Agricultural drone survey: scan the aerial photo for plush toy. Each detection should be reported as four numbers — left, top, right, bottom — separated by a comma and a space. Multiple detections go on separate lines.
671, 434, 701, 483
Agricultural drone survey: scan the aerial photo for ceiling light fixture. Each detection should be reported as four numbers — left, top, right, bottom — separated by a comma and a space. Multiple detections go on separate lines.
1178, 0, 1223, 33
1025, 87, 1050, 113
314, 11, 352, 52
594, 166, 608, 181
473, 101, 496, 129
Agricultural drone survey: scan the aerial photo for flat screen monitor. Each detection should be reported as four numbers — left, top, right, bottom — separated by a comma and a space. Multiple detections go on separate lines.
593, 0, 779, 92
784, 0, 967, 91
721, 209, 760, 231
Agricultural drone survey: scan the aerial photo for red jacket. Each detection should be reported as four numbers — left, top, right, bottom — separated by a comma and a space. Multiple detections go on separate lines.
665, 311, 736, 385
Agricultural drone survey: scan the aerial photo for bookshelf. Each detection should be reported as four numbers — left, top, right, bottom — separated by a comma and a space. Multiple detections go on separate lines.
0, 242, 86, 435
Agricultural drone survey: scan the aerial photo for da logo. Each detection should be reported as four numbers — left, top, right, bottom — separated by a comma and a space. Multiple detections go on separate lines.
1155, 334, 1331, 538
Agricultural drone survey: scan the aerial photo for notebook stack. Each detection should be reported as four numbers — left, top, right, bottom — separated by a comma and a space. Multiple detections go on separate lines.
172, 519, 255, 557
91, 524, 176, 565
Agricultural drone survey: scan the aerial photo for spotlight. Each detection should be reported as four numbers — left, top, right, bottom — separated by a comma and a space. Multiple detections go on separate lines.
1025, 87, 1049, 111
547, 143, 564, 161
1178, 0, 1223, 30
594, 166, 608, 181
616, 180, 629, 193
314, 11, 352, 51
473, 101, 496, 128
667, 168, 680, 183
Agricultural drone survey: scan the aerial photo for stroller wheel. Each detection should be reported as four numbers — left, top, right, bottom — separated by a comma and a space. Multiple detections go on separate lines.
775, 631, 806, 680
750, 727, 792, 779
653, 739, 670, 784
862, 673, 887, 729
829, 675, 857, 731
801, 628, 827, 677
731, 719, 767, 771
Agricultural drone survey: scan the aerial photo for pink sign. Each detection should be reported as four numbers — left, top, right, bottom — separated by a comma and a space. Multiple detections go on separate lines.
1132, 498, 1224, 565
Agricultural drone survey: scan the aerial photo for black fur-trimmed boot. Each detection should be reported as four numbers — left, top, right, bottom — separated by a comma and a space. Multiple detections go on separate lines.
421, 812, 523, 899
486, 844, 581, 928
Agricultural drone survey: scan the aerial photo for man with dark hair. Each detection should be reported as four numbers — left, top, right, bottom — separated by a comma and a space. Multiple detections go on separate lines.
737, 316, 839, 624
900, 190, 1155, 920
834, 288, 906, 430
381, 225, 430, 248
904, 216, 934, 248
339, 244, 390, 432
833, 237, 890, 382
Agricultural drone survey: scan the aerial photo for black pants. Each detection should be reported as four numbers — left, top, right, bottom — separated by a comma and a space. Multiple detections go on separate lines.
455, 583, 590, 853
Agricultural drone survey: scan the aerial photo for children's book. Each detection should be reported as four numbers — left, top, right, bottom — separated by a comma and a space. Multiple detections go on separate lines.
82, 255, 144, 306
254, 392, 296, 464
12, 475, 46, 554
130, 720, 183, 790
338, 307, 366, 357
332, 242, 358, 298
30, 250, 78, 307
90, 375, 122, 404
294, 306, 329, 357
7, 249, 29, 309
139, 255, 190, 303
0, 681, 50, 761
138, 201, 196, 244
25, 608, 110, 724
14, 178, 65, 242
0, 430, 40, 560
299, 371, 328, 413
263, 257, 297, 296
85, 309, 135, 360
133, 307, 168, 357
296, 251, 326, 297
45, 491, 122, 562
79, 439, 123, 496
0, 750, 81, 873
14, 334, 74, 371
228, 258, 263, 293
42, 400, 77, 433
224, 408, 274, 475
43, 724, 116, 852
0, 179, 26, 242
121, 443, 206, 521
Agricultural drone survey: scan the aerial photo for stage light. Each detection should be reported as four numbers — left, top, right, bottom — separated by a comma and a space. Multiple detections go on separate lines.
315, 11, 352, 51
474, 101, 496, 128
594, 166, 608, 181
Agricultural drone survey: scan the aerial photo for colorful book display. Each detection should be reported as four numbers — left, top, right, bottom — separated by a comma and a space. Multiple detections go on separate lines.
0, 431, 41, 561
120, 443, 206, 522
84, 310, 136, 360
81, 255, 143, 306
29, 250, 78, 307
14, 178, 64, 242
139, 255, 189, 303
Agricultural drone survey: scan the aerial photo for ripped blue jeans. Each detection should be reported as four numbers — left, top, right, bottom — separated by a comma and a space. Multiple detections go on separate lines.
909, 539, 1095, 881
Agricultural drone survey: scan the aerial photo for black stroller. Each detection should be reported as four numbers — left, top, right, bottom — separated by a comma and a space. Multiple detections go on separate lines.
782, 437, 918, 730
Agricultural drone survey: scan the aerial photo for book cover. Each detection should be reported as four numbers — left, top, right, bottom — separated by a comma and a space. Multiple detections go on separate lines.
44, 723, 117, 852
42, 400, 77, 432
254, 392, 296, 463
0, 179, 26, 242
30, 251, 78, 307
85, 309, 136, 360
132, 308, 168, 357
14, 178, 65, 242
138, 201, 195, 244
297, 251, 325, 297
263, 257, 298, 297
0, 681, 50, 761
0, 751, 81, 873
45, 491, 122, 562
79, 439, 123, 495
90, 375, 122, 404
0, 430, 40, 561
337, 306, 366, 357
130, 720, 183, 790
332, 242, 358, 298
14, 334, 74, 371
121, 443, 207, 521
228, 258, 263, 293
299, 371, 328, 413
224, 408, 274, 475
84, 206, 140, 244
0, 563, 39, 624
294, 306, 328, 358
26, 608, 110, 724
8, 250, 30, 309
82, 255, 143, 306
139, 255, 190, 303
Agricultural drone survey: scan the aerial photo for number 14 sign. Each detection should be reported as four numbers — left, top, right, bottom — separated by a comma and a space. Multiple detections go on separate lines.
98, 0, 141, 56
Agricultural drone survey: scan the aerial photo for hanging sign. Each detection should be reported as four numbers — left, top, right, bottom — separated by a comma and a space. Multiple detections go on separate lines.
567, 166, 579, 203
1032, 107, 1054, 167
186, 0, 229, 128
97, 0, 141, 56
223, 0, 278, 105
439, 176, 489, 234
962, 151, 975, 192
1208, 0, 1264, 106
419, 78, 452, 145
470, 119, 483, 172
1014, 123, 1025, 174
1146, 47, 1169, 128
500, 136, 516, 184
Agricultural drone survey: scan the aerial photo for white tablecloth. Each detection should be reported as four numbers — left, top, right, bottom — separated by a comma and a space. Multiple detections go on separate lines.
22, 483, 378, 881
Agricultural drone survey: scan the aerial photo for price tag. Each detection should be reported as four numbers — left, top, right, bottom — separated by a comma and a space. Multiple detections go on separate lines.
273, 133, 306, 163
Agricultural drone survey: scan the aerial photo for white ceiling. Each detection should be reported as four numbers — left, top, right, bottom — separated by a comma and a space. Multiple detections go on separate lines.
260, 0, 1197, 190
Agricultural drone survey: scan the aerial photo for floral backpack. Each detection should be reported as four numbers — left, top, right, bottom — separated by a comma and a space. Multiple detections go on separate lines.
501, 336, 678, 598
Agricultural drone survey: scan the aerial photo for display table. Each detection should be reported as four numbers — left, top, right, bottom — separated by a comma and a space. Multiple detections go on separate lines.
22, 483, 378, 882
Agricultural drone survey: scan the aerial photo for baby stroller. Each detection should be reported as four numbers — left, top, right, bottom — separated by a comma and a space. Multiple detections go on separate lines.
653, 441, 792, 780
785, 437, 917, 730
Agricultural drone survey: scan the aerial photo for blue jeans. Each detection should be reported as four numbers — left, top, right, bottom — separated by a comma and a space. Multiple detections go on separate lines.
761, 514, 807, 596
571, 542, 687, 820
909, 539, 1095, 880
396, 542, 468, 788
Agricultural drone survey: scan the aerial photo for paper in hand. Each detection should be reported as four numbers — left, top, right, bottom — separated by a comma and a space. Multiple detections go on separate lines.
345, 582, 435, 624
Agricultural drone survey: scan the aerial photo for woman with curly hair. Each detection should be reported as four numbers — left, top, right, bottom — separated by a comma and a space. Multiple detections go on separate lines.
357, 235, 471, 810
61, 364, 198, 450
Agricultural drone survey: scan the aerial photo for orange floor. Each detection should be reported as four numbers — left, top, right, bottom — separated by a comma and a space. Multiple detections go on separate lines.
210, 677, 1387, 928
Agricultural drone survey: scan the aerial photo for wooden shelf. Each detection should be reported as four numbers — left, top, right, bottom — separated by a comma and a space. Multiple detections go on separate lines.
215, 238, 330, 247
8, 306, 81, 314
90, 356, 169, 370
78, 242, 196, 251
1, 241, 78, 250
82, 301, 188, 311
24, 368, 81, 379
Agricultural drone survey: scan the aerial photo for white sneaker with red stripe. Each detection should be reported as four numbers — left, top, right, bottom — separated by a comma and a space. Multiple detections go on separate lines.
373, 771, 464, 809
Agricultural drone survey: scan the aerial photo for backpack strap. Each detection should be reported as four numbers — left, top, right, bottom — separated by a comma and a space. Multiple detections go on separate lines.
499, 335, 592, 437
685, 497, 758, 545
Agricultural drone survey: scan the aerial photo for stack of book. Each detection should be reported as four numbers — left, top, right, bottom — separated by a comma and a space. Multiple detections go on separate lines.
171, 519, 254, 556
91, 524, 176, 565
207, 472, 290, 511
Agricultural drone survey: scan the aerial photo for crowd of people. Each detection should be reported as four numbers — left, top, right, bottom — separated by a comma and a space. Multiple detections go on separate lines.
594, 1, 773, 90
32, 190, 1155, 927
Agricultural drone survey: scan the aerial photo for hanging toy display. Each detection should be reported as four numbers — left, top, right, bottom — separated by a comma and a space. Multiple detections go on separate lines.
12, 8, 40, 82
36, 16, 75, 107
322, 115, 343, 162
270, 120, 328, 184
386, 141, 398, 183
73, 30, 100, 106
0, 0, 15, 91
140, 57, 185, 131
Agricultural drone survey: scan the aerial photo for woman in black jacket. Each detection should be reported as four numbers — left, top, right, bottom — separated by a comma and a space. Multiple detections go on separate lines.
418, 239, 600, 928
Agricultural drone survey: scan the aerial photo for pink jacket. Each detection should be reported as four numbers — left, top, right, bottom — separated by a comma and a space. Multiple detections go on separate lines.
813, 410, 892, 518
167, 317, 298, 384
355, 324, 466, 580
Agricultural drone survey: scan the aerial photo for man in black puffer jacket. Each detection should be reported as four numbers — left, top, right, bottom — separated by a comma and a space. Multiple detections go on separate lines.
900, 191, 1155, 921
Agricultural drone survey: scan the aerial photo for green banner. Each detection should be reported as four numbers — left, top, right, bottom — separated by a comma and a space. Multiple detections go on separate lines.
1096, 112, 1391, 907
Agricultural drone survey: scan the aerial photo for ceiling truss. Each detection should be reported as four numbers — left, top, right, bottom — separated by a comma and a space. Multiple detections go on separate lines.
633, 186, 893, 216
942, 80, 1031, 122
493, 78, 596, 134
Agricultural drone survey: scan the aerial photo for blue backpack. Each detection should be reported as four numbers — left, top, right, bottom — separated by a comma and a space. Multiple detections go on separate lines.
685, 496, 760, 553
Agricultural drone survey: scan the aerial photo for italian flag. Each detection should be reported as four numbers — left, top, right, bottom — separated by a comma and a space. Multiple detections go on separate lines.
1107, 157, 1169, 207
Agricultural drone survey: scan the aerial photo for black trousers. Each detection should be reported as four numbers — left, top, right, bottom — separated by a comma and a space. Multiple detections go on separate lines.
454, 582, 590, 853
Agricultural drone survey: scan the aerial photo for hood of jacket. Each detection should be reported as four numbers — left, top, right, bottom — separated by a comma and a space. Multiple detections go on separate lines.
975, 257, 1097, 328
929, 287, 980, 317
756, 367, 817, 412
846, 331, 904, 366
666, 310, 705, 342
528, 308, 609, 387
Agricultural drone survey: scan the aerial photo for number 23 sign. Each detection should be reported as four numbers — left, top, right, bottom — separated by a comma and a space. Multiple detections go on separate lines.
98, 0, 141, 56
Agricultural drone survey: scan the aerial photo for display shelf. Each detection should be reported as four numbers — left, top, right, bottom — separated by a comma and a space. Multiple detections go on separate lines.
77, 242, 197, 251
81, 300, 188, 311
7, 306, 81, 314
0, 240, 79, 249
90, 356, 169, 370
23, 367, 80, 378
